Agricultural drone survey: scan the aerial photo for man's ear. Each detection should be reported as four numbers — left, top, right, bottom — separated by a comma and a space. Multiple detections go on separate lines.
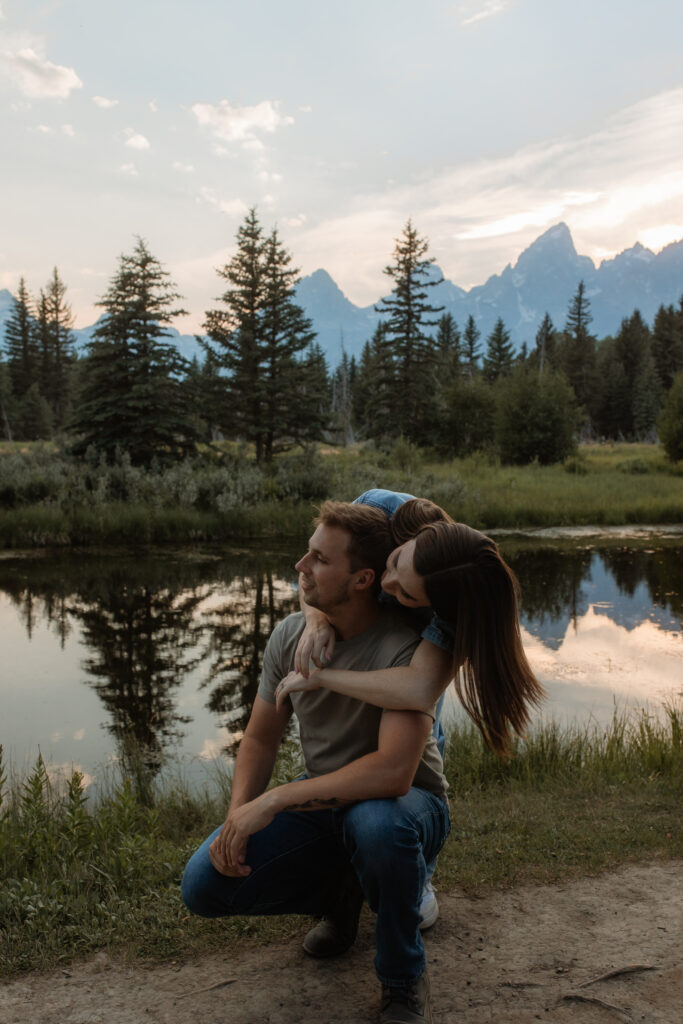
353, 568, 375, 592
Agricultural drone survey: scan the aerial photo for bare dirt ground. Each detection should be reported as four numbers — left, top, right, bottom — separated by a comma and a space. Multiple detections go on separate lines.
2, 860, 681, 1024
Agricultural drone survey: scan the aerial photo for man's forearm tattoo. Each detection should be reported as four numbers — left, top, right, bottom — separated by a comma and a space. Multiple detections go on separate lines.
281, 795, 346, 813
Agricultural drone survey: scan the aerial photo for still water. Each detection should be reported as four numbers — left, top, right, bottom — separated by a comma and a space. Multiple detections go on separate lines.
1, 532, 681, 787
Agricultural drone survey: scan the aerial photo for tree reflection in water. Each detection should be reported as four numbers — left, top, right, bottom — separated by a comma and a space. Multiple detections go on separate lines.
0, 539, 679, 782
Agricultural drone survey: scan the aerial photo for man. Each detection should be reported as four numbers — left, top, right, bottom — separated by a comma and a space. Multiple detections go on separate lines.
182, 501, 450, 1024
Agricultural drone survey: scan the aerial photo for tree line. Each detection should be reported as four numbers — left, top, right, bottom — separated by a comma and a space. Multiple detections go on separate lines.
2, 212, 683, 466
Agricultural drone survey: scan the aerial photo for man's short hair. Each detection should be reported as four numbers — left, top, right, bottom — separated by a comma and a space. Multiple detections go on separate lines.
314, 500, 393, 586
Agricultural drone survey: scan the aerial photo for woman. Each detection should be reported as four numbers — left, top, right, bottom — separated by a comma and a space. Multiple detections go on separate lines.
276, 488, 544, 760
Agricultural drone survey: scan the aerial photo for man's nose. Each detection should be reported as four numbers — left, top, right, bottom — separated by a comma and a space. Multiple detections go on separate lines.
295, 554, 308, 573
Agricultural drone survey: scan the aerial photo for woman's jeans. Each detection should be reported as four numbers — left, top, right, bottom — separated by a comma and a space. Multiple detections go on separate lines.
182, 787, 450, 987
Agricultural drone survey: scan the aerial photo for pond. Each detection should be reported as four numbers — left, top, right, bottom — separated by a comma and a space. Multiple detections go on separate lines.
1, 531, 681, 790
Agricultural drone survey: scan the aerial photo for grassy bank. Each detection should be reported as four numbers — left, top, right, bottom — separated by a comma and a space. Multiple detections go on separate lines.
1, 705, 680, 976
0, 441, 682, 548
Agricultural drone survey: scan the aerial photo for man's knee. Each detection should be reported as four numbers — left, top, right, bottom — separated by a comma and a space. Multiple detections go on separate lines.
342, 798, 415, 864
181, 846, 226, 918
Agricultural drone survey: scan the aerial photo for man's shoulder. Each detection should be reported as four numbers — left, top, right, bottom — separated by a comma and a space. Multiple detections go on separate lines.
268, 612, 306, 652
361, 607, 420, 665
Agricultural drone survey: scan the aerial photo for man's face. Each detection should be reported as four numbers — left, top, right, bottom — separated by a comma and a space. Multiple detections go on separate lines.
295, 523, 359, 613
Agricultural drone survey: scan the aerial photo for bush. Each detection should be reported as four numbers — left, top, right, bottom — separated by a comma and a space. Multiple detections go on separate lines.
658, 372, 683, 462
495, 367, 580, 466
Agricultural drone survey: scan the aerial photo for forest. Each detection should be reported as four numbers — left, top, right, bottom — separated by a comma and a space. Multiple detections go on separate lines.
2, 210, 683, 468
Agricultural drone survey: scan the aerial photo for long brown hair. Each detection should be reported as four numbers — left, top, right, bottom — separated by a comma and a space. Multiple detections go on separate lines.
412, 520, 544, 757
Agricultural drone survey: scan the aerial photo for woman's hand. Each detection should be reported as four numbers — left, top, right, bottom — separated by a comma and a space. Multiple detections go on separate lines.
275, 670, 322, 710
294, 616, 336, 676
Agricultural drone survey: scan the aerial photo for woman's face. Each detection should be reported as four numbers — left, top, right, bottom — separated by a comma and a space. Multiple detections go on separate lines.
380, 539, 430, 608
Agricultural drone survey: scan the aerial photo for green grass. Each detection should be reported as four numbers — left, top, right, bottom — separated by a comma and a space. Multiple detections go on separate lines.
1, 705, 681, 976
0, 441, 681, 547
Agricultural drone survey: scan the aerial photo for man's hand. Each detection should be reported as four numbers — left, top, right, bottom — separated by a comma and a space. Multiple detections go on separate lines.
209, 791, 278, 877
275, 669, 322, 710
294, 616, 336, 676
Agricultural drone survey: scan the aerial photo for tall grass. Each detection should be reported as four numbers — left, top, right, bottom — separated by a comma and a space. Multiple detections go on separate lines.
1, 706, 681, 975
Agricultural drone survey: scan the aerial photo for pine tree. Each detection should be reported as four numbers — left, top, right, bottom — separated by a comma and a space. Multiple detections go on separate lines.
483, 318, 514, 382
4, 277, 39, 400
259, 227, 317, 461
375, 220, 443, 442
462, 315, 482, 376
294, 342, 330, 449
205, 208, 265, 458
39, 267, 76, 429
435, 313, 461, 378
205, 210, 319, 461
559, 280, 598, 421
352, 323, 394, 440
534, 312, 557, 376
71, 238, 197, 464
651, 302, 683, 391
331, 347, 355, 445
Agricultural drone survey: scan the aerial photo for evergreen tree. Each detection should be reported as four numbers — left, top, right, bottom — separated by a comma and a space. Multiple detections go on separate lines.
71, 238, 197, 464
651, 301, 683, 391
435, 313, 461, 377
36, 268, 76, 430
534, 312, 557, 376
594, 338, 629, 438
4, 277, 38, 400
483, 317, 514, 382
259, 227, 317, 461
205, 210, 318, 460
375, 220, 443, 442
0, 360, 14, 440
331, 347, 356, 445
294, 342, 330, 448
462, 315, 482, 376
352, 323, 394, 440
205, 208, 265, 458
615, 310, 660, 438
558, 280, 598, 422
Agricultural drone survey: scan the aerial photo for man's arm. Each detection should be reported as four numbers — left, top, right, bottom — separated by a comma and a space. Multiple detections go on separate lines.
218, 709, 433, 874
209, 695, 291, 877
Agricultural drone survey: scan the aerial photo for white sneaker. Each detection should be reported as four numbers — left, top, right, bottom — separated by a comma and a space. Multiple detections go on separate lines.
418, 880, 439, 931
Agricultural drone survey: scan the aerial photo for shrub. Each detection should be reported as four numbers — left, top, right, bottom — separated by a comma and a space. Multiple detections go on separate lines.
658, 372, 683, 462
495, 367, 580, 466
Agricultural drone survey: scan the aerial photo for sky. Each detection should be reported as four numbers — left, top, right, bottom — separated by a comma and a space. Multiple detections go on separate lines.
1, 0, 683, 334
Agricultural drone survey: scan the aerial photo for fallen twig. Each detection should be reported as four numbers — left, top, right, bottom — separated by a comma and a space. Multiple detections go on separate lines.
174, 978, 237, 999
561, 993, 631, 1020
578, 964, 656, 988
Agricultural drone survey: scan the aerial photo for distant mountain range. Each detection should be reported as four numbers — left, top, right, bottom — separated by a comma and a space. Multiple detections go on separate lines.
2, 223, 682, 369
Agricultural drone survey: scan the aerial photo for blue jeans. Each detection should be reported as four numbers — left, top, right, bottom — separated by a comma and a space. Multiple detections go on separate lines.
181, 787, 450, 986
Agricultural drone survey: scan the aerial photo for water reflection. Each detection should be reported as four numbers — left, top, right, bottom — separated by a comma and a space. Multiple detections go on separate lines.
0, 538, 680, 780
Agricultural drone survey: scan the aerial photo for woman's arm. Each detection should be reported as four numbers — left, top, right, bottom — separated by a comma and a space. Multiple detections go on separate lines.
276, 637, 452, 712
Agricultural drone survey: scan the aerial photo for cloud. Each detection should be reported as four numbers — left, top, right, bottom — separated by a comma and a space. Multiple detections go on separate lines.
173, 160, 194, 173
120, 162, 138, 176
62, 123, 74, 137
93, 95, 118, 108
192, 99, 294, 145
198, 187, 248, 218
1, 46, 82, 98
291, 86, 683, 300
458, 1, 511, 26
125, 132, 150, 150
149, 98, 158, 113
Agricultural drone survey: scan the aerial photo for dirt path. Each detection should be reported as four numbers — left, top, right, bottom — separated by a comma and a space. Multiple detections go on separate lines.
2, 860, 681, 1024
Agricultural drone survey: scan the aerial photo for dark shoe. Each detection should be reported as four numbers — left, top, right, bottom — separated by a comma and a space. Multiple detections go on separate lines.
379, 971, 431, 1023
302, 865, 364, 958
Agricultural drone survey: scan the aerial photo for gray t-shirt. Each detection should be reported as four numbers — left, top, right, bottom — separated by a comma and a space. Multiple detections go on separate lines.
258, 609, 448, 798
